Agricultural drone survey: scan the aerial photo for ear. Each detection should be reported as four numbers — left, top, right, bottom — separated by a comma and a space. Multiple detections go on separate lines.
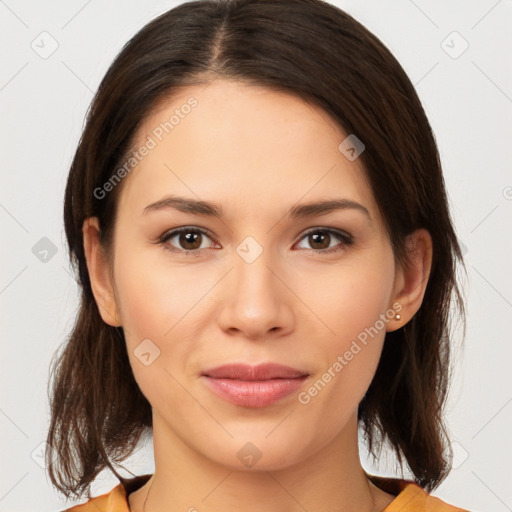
82, 217, 121, 327
386, 228, 433, 332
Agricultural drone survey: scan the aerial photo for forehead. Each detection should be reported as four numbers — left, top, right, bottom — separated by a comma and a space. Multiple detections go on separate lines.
117, 79, 379, 224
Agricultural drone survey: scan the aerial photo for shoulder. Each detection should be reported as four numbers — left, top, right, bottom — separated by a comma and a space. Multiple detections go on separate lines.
367, 473, 472, 512
58, 474, 152, 512
387, 482, 471, 511
59, 482, 128, 512
384, 481, 471, 511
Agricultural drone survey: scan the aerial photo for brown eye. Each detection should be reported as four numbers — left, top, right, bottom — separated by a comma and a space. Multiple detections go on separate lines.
176, 231, 203, 250
296, 228, 353, 254
157, 227, 215, 256
308, 232, 331, 250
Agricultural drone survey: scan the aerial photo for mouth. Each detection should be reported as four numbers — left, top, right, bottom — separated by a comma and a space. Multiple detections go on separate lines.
200, 362, 310, 408
201, 362, 309, 380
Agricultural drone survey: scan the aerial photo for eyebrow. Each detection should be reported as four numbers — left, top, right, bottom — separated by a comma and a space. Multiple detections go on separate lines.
142, 195, 372, 222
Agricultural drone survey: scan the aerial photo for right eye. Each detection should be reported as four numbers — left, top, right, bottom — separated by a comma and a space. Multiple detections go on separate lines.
156, 227, 219, 256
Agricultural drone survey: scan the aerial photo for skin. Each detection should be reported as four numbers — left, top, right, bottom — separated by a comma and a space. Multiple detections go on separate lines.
83, 79, 432, 512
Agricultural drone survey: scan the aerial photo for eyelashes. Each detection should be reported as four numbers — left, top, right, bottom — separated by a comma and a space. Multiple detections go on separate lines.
294, 227, 353, 254
155, 226, 354, 257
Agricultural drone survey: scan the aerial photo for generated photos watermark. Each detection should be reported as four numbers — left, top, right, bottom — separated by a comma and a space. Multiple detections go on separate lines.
93, 96, 198, 200
297, 302, 402, 405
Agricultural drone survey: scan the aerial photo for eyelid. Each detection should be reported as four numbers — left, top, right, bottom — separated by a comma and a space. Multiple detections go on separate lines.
299, 226, 352, 241
294, 227, 353, 254
155, 226, 216, 250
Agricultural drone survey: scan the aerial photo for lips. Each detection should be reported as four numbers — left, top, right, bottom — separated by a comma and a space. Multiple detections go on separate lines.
201, 362, 309, 380
200, 363, 309, 408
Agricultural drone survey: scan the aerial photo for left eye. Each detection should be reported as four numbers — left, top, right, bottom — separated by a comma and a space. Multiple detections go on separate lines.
156, 227, 353, 256
295, 228, 353, 254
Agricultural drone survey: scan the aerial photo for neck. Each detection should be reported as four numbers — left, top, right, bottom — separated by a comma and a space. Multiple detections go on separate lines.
134, 410, 392, 512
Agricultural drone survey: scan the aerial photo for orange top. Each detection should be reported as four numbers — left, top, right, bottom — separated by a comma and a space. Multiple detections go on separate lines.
62, 473, 470, 511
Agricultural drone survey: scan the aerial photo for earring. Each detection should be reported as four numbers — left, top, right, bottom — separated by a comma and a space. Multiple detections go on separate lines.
395, 313, 401, 320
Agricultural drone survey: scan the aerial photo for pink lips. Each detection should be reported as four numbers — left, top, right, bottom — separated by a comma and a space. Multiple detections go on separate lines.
201, 363, 309, 408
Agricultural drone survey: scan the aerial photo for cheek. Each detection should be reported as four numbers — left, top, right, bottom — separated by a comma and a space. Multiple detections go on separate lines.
299, 246, 394, 340
113, 242, 205, 341
112, 249, 197, 392
296, 248, 395, 406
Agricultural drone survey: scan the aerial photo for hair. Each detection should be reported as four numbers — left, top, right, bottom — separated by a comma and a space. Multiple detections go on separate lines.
46, 0, 467, 500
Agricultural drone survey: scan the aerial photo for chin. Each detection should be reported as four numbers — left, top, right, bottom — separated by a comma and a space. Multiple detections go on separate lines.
196, 433, 311, 472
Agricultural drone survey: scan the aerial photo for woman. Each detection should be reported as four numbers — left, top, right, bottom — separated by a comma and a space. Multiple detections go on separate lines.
46, 0, 469, 510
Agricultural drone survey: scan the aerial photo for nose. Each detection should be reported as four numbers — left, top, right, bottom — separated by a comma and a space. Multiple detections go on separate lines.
215, 244, 295, 341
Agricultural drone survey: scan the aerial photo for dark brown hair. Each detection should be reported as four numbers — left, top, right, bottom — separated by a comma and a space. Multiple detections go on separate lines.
46, 0, 466, 500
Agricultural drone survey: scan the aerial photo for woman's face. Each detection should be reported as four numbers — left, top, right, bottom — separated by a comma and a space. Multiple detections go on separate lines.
93, 79, 407, 470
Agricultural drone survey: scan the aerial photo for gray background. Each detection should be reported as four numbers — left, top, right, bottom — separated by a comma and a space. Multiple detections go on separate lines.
0, 1, 511, 511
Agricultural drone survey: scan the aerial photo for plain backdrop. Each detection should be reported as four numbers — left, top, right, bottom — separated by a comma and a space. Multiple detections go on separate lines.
1, 1, 511, 511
